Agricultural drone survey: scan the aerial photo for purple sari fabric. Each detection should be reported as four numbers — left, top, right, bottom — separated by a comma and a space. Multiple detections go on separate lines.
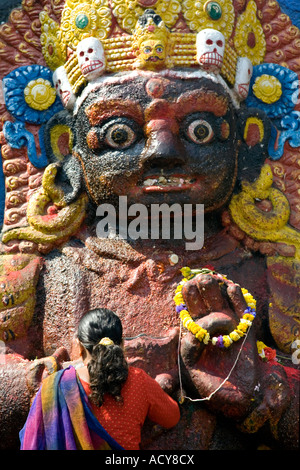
20, 366, 124, 450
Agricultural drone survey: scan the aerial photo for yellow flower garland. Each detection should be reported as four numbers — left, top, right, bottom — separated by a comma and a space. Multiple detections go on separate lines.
174, 267, 256, 348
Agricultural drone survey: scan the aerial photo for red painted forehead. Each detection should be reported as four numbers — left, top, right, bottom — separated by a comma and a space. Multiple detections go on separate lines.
85, 76, 230, 127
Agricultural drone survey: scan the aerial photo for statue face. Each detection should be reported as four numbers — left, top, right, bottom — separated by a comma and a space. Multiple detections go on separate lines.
139, 39, 167, 70
74, 73, 238, 212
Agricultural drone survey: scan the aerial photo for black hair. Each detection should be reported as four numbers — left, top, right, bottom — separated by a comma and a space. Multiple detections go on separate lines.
138, 9, 163, 28
77, 308, 128, 407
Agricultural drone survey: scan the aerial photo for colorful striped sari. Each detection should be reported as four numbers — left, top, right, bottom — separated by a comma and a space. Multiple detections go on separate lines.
20, 365, 124, 450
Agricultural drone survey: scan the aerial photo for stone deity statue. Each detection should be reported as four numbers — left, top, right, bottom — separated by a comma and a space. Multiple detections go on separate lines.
0, 0, 299, 450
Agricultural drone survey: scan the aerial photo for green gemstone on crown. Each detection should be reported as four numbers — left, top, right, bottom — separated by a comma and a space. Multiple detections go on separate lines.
205, 2, 222, 21
75, 13, 89, 29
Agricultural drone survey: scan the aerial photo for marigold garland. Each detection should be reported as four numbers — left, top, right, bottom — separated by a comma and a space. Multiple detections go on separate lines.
174, 267, 256, 348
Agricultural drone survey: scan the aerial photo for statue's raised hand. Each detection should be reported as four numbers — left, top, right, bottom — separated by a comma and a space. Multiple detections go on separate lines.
177, 269, 260, 418
178, 269, 293, 432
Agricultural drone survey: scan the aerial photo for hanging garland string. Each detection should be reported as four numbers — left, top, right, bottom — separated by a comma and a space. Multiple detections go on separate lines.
174, 267, 256, 348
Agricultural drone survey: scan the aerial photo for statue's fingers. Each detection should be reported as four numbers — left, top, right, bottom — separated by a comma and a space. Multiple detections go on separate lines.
182, 273, 227, 318
181, 277, 207, 317
195, 274, 225, 312
226, 282, 249, 319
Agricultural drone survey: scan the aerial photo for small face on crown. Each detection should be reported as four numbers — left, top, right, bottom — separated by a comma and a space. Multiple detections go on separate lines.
139, 38, 167, 70
133, 9, 171, 71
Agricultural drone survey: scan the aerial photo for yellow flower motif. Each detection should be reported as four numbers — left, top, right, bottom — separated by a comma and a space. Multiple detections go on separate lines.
182, 0, 235, 39
243, 292, 253, 301
195, 328, 207, 341
257, 340, 267, 354
180, 309, 190, 319
180, 267, 192, 278
223, 335, 233, 347
24, 79, 56, 111
236, 328, 245, 337
248, 303, 256, 310
61, 0, 111, 49
233, 0, 266, 65
190, 323, 200, 335
175, 284, 183, 293
203, 333, 210, 344
174, 292, 184, 304
237, 322, 248, 333
243, 313, 255, 322
253, 74, 283, 104
183, 318, 193, 328
229, 330, 241, 341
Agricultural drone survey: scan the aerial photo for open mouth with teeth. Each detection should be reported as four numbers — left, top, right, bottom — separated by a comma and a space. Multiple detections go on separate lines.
141, 175, 197, 192
82, 60, 104, 75
199, 52, 223, 67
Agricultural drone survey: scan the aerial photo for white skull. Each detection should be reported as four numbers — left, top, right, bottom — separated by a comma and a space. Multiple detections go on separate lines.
196, 29, 225, 72
76, 37, 106, 82
234, 57, 253, 101
53, 66, 76, 110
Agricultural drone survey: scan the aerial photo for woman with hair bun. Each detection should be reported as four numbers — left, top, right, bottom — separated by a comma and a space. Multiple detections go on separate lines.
20, 308, 180, 450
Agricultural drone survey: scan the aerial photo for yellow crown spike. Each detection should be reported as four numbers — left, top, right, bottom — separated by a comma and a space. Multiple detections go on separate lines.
40, 11, 67, 70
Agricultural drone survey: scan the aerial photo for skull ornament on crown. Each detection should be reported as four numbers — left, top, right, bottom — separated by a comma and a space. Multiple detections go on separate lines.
234, 57, 253, 101
53, 66, 76, 110
76, 37, 106, 82
196, 28, 225, 73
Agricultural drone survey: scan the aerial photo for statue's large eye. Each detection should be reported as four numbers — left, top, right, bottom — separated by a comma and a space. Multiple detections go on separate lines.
102, 119, 139, 149
86, 118, 141, 151
105, 123, 136, 149
186, 119, 214, 144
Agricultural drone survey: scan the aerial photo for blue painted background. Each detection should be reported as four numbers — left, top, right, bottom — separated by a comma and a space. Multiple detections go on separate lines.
276, 0, 300, 28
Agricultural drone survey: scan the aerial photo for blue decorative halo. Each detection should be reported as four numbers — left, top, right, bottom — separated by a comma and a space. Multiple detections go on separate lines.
2, 65, 63, 124
246, 63, 299, 119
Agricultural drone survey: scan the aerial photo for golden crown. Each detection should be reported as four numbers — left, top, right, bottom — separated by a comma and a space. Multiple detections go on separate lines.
40, 0, 266, 94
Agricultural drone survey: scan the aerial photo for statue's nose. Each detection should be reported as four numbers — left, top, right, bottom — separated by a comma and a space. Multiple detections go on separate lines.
141, 120, 186, 170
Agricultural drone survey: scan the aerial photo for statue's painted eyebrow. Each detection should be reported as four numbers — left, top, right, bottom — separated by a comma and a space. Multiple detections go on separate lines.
85, 89, 228, 128
175, 89, 229, 118
85, 99, 144, 126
